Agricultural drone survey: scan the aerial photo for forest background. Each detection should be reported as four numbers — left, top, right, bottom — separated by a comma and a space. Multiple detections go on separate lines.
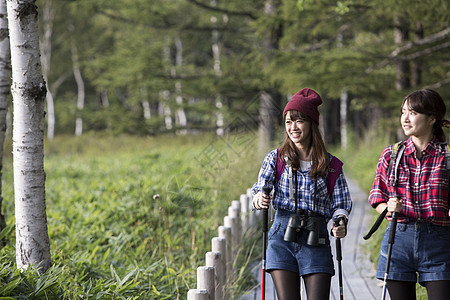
0, 0, 449, 298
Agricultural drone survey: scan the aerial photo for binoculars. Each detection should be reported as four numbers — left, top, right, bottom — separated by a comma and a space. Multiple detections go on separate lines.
284, 210, 320, 246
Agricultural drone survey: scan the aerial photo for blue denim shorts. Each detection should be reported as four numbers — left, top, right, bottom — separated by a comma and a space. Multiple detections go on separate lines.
377, 222, 450, 284
266, 209, 334, 276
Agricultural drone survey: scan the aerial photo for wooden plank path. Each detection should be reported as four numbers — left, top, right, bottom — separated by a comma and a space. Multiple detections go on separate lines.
240, 178, 390, 300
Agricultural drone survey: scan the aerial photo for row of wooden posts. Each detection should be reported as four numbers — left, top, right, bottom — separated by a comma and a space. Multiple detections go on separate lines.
187, 188, 260, 300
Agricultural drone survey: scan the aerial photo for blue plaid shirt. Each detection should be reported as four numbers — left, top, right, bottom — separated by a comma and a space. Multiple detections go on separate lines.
251, 149, 352, 220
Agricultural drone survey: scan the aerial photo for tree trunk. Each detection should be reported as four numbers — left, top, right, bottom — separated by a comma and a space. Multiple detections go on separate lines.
140, 86, 151, 120
210, 1, 224, 136
161, 37, 173, 131
258, 89, 281, 155
258, 0, 282, 155
72, 42, 85, 136
411, 21, 423, 87
7, 0, 51, 272
0, 0, 11, 246
394, 16, 410, 91
340, 91, 348, 149
174, 34, 187, 135
39, 0, 55, 139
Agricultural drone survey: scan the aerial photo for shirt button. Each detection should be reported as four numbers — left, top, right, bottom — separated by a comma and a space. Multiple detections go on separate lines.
422, 151, 426, 156
415, 183, 419, 186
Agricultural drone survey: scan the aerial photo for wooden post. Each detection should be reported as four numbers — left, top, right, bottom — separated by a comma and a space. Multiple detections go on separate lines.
231, 200, 242, 243
240, 193, 250, 232
212, 237, 227, 296
197, 266, 215, 300
206, 251, 224, 300
218, 225, 232, 281
247, 188, 256, 227
228, 205, 240, 249
187, 289, 209, 300
224, 215, 238, 259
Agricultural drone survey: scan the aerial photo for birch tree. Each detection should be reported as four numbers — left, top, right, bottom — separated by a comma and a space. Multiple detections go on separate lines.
7, 0, 51, 272
0, 0, 11, 244
39, 0, 55, 139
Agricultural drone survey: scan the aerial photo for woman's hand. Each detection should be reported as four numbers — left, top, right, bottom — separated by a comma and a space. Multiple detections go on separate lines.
331, 215, 347, 238
387, 197, 402, 216
252, 191, 272, 210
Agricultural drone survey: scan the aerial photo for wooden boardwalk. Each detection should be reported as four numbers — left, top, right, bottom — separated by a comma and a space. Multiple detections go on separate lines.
240, 178, 390, 300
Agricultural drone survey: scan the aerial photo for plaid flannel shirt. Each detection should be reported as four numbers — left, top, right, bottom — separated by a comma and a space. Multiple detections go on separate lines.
369, 137, 450, 226
251, 149, 352, 221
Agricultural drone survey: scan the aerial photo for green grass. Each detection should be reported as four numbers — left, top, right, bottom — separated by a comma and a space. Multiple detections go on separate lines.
0, 133, 261, 299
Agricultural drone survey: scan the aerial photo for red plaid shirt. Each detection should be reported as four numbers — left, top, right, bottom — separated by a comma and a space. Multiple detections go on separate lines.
369, 137, 450, 226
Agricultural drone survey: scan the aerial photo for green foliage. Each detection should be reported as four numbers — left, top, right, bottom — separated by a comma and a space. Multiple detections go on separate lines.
0, 134, 261, 298
34, 0, 450, 137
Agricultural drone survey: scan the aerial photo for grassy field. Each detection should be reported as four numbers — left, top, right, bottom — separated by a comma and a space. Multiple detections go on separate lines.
0, 133, 262, 299
0, 131, 430, 298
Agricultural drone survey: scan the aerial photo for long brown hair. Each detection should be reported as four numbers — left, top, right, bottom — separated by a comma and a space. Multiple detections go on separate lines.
402, 89, 449, 142
278, 110, 328, 179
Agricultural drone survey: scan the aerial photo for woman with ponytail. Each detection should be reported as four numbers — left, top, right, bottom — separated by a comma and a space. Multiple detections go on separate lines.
369, 89, 450, 299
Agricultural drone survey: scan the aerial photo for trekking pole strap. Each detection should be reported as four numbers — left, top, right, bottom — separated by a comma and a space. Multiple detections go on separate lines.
363, 208, 388, 240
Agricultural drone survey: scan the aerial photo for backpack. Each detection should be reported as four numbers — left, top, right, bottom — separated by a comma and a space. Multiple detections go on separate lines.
275, 149, 343, 199
387, 141, 450, 186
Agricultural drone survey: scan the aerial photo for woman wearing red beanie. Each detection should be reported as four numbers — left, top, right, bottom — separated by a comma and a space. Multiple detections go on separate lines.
252, 88, 352, 300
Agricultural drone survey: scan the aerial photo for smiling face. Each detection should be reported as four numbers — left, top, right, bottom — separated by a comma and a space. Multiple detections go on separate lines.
285, 110, 312, 148
401, 100, 435, 139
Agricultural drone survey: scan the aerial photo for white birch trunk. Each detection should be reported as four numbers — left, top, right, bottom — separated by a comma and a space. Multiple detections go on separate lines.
161, 37, 172, 130
210, 1, 224, 136
7, 0, 51, 272
340, 91, 348, 150
72, 43, 85, 136
39, 0, 55, 139
159, 90, 172, 130
174, 34, 187, 134
140, 87, 151, 120
0, 0, 11, 238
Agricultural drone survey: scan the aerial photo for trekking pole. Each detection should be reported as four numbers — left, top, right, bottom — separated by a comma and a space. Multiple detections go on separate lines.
333, 217, 344, 300
381, 208, 398, 300
261, 186, 271, 300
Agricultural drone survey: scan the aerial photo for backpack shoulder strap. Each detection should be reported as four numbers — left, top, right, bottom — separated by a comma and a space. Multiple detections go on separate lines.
275, 149, 286, 183
440, 143, 450, 180
326, 156, 343, 198
388, 141, 406, 187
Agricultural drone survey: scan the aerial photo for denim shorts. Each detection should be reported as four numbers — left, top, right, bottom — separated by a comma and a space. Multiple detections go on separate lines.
377, 221, 450, 284
266, 209, 334, 276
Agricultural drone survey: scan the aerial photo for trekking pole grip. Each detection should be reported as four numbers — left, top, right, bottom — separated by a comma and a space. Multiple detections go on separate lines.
334, 218, 342, 261
388, 212, 398, 245
262, 186, 271, 233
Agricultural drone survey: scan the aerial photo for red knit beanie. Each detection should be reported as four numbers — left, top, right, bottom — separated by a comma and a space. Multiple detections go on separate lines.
282, 88, 322, 124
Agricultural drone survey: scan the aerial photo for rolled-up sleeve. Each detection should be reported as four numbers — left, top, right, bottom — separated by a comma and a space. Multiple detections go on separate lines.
368, 147, 392, 208
330, 170, 352, 219
251, 150, 277, 198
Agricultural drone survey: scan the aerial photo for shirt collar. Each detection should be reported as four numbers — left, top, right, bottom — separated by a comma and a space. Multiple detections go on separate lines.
404, 136, 440, 157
